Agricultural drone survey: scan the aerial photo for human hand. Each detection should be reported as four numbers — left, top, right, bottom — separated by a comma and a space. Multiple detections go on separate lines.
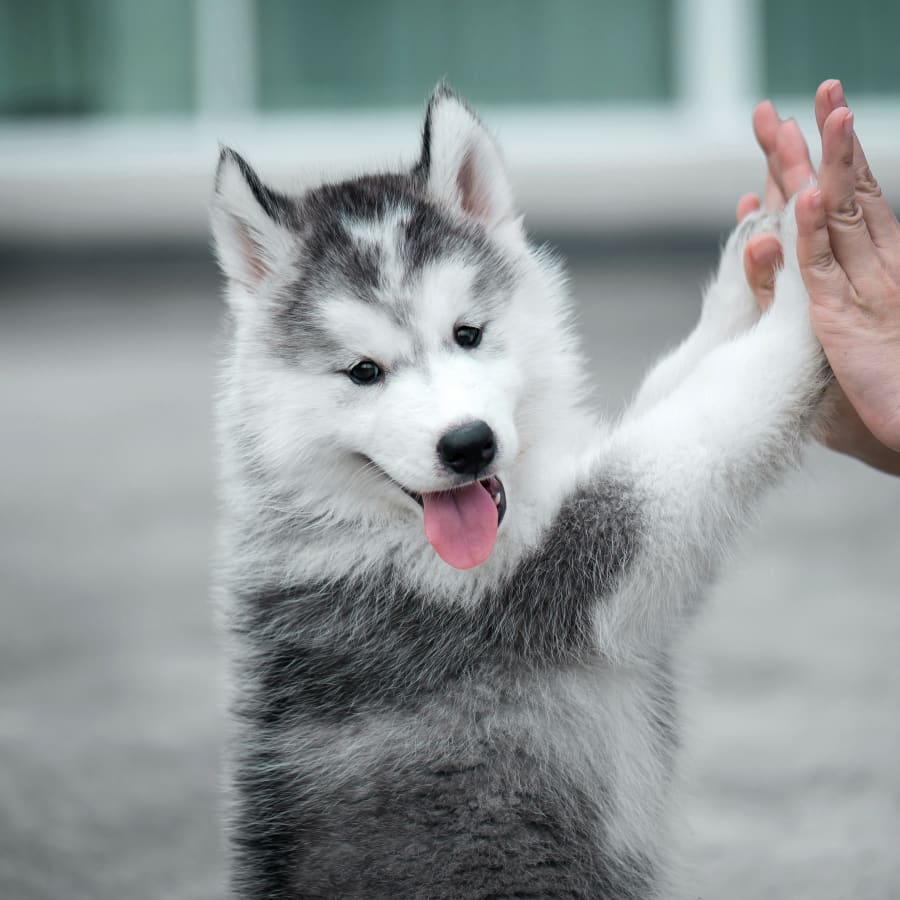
736, 100, 817, 308
739, 80, 900, 474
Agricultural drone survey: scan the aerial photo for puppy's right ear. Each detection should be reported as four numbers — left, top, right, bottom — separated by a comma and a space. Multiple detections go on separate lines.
211, 148, 296, 291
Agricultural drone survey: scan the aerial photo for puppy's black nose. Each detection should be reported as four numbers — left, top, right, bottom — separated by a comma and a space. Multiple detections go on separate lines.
438, 421, 496, 475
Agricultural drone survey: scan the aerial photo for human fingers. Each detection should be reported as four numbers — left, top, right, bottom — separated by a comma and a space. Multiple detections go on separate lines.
752, 100, 787, 208
794, 186, 855, 312
798, 185, 900, 453
814, 79, 842, 132
817, 108, 882, 281
773, 118, 815, 197
736, 193, 760, 222
742, 233, 783, 311
816, 80, 899, 247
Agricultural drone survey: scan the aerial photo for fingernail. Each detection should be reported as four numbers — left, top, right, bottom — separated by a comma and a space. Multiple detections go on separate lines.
808, 188, 823, 211
828, 79, 846, 108
843, 109, 855, 136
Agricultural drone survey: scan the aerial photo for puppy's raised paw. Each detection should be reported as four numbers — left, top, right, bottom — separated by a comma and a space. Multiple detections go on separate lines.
699, 210, 778, 340
766, 197, 812, 325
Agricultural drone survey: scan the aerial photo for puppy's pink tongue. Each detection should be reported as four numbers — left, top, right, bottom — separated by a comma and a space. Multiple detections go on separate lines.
422, 482, 498, 570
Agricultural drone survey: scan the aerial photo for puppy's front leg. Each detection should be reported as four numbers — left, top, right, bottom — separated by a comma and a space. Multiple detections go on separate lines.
596, 204, 827, 656
627, 213, 778, 418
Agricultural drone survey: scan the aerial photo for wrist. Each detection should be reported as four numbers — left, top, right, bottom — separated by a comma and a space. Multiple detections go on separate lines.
817, 383, 900, 476
820, 413, 900, 476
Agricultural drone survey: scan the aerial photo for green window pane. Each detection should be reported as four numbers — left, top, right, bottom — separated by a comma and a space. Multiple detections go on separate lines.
0, 0, 194, 118
0, 0, 85, 116
257, 0, 674, 109
764, 0, 900, 95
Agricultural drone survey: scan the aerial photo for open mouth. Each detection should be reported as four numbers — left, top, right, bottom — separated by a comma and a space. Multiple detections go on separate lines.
355, 451, 506, 571
407, 476, 506, 525
407, 476, 506, 571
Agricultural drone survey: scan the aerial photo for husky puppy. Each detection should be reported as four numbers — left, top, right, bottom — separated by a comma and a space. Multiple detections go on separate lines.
212, 87, 826, 898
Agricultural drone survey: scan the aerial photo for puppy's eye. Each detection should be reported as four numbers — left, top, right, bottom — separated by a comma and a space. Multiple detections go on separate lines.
454, 325, 482, 348
346, 360, 382, 385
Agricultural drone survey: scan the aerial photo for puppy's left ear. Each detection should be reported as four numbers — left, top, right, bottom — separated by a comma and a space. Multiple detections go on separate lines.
418, 87, 515, 228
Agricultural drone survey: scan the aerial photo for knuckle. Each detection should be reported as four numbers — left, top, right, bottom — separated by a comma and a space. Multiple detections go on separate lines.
856, 164, 883, 198
830, 197, 865, 229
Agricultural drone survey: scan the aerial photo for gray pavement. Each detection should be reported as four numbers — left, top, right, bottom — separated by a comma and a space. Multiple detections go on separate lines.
1, 246, 898, 899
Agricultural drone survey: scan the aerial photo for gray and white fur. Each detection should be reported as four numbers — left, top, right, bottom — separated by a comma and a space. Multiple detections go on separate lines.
211, 87, 827, 898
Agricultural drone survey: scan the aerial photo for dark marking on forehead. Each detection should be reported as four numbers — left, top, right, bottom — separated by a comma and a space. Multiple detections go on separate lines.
292, 175, 416, 314
399, 198, 519, 326
333, 230, 383, 297
471, 253, 518, 311
400, 200, 486, 272
300, 220, 382, 303
304, 172, 420, 223
267, 295, 344, 366
265, 169, 517, 363
301, 172, 497, 283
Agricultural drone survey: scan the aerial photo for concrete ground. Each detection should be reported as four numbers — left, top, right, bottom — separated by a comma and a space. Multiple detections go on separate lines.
1, 246, 897, 899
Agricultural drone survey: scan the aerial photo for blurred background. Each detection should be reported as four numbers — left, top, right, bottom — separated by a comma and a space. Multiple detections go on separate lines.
1, 2, 899, 899
3, 0, 900, 240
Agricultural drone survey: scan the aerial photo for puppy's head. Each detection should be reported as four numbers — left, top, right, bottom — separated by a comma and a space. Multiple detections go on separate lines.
213, 88, 577, 570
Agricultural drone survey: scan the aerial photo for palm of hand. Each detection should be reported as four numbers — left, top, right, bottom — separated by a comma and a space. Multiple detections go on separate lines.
739, 83, 900, 470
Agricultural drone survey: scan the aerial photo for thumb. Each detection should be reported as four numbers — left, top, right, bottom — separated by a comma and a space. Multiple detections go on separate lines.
743, 234, 783, 311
